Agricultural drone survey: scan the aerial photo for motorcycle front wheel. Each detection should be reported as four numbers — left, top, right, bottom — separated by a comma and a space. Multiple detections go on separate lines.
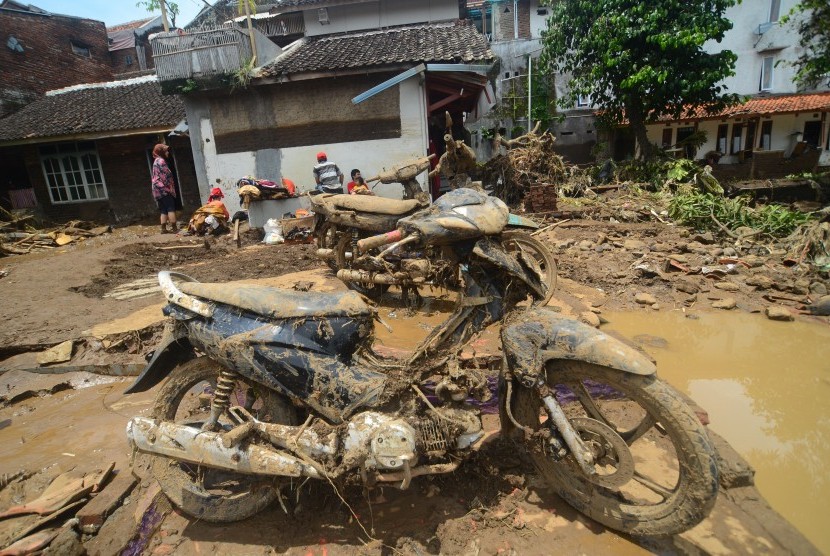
149, 357, 298, 522
499, 231, 557, 306
509, 361, 718, 537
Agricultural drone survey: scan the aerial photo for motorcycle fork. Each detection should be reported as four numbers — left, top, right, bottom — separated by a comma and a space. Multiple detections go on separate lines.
535, 379, 597, 477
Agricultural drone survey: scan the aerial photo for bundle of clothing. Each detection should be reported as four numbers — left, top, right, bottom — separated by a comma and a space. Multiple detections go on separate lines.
237, 176, 296, 208
186, 187, 230, 236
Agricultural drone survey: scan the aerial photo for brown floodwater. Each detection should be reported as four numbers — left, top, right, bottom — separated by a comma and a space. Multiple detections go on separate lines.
603, 310, 830, 554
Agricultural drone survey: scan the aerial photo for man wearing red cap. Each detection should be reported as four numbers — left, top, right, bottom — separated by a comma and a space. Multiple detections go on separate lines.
313, 152, 344, 194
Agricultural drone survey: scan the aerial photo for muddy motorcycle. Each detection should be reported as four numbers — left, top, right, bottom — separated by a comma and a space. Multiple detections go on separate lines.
124, 188, 718, 536
310, 183, 556, 304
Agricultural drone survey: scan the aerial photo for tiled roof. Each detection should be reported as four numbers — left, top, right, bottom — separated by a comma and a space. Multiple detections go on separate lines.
660, 92, 830, 122
0, 77, 184, 144
261, 21, 493, 77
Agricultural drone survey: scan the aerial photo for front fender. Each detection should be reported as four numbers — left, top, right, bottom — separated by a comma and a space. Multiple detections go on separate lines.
501, 308, 655, 384
123, 324, 194, 394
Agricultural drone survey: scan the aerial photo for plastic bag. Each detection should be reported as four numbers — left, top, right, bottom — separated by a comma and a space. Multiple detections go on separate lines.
262, 218, 284, 244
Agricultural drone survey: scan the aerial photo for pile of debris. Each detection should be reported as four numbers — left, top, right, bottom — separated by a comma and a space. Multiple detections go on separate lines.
0, 212, 111, 256
482, 123, 569, 207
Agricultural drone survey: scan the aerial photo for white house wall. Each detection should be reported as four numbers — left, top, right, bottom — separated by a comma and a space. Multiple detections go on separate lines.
703, 0, 819, 96
186, 78, 428, 217
646, 113, 828, 165
529, 0, 549, 38
303, 0, 458, 37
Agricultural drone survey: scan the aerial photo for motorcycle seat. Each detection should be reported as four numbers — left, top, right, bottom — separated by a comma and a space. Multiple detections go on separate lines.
178, 282, 373, 319
319, 194, 425, 216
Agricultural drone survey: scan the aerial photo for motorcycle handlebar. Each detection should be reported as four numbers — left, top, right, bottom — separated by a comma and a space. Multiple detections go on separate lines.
357, 229, 404, 253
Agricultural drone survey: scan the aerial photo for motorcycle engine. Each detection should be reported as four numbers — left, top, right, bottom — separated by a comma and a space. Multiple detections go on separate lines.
344, 413, 417, 470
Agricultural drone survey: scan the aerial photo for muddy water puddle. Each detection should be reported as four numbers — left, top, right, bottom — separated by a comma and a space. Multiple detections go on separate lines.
604, 310, 830, 553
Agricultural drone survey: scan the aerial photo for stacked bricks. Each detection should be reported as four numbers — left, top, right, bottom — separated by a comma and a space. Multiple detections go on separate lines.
525, 184, 558, 213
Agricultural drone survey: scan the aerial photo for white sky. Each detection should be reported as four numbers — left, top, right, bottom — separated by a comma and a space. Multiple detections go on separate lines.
21, 0, 207, 28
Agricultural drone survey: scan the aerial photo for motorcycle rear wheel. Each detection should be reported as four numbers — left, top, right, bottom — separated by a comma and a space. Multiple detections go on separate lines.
509, 361, 718, 537
499, 231, 557, 306
149, 357, 297, 522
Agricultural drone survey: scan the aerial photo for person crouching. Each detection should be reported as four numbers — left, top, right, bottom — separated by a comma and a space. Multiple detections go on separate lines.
185, 187, 230, 235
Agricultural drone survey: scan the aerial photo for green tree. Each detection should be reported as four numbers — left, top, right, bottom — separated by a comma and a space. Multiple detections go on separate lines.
136, 0, 180, 28
783, 0, 830, 89
541, 0, 740, 159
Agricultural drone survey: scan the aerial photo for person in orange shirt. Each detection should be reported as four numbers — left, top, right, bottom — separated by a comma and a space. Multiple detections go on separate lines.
185, 187, 229, 235
206, 187, 230, 219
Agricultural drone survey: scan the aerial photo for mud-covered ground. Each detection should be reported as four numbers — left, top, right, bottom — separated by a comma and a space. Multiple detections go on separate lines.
0, 196, 826, 555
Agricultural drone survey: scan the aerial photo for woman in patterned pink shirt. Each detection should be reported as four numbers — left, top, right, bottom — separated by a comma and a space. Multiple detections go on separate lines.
151, 143, 178, 234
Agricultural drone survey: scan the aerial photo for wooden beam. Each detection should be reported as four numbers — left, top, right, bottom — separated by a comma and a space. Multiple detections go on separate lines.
429, 92, 463, 114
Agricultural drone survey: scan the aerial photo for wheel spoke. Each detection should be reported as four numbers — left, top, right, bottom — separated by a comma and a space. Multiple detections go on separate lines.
632, 471, 675, 500
619, 414, 658, 445
567, 380, 658, 446
571, 381, 613, 425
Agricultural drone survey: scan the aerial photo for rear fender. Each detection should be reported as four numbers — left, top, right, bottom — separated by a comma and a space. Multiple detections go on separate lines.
501, 308, 655, 386
123, 324, 194, 394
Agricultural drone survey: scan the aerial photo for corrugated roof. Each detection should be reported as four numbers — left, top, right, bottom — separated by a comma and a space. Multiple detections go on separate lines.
0, 77, 184, 144
261, 20, 493, 77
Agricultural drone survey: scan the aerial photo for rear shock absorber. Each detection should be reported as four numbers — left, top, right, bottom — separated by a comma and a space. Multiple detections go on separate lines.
202, 369, 238, 431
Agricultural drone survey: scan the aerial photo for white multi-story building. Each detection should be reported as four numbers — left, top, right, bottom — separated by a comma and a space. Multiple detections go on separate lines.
645, 0, 829, 176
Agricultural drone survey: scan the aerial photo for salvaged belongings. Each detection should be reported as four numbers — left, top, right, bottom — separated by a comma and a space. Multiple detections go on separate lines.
236, 177, 296, 206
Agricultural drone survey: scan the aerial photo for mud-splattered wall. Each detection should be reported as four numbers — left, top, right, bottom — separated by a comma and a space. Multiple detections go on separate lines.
209, 75, 401, 154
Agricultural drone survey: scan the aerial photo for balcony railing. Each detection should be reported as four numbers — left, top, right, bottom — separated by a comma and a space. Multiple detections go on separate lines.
151, 26, 253, 82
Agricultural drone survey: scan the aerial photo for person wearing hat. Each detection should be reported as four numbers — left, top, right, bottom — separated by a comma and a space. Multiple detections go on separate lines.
150, 143, 178, 233
184, 187, 230, 235
313, 152, 344, 194
207, 187, 230, 220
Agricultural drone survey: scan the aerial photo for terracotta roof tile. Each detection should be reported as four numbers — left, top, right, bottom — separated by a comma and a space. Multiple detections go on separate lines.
261, 21, 493, 77
661, 92, 830, 122
0, 77, 184, 144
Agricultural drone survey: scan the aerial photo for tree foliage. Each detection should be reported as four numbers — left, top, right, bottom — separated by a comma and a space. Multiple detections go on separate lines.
541, 0, 740, 159
783, 0, 830, 89
136, 0, 180, 28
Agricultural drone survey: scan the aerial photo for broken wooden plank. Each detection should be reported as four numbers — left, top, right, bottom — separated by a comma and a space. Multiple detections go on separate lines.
76, 472, 138, 534
3, 500, 87, 547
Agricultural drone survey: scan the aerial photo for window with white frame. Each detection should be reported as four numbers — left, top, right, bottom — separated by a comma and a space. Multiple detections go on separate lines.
39, 142, 108, 203
760, 56, 774, 91
576, 94, 591, 108
768, 0, 781, 22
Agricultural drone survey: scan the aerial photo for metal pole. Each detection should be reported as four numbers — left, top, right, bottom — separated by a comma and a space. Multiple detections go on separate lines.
513, 0, 519, 39
527, 55, 532, 130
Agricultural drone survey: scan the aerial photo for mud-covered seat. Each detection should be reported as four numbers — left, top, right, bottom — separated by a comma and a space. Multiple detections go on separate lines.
319, 193, 425, 216
178, 282, 372, 319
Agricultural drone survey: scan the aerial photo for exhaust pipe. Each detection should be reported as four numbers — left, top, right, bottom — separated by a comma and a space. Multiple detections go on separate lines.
337, 269, 406, 285
127, 417, 323, 478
